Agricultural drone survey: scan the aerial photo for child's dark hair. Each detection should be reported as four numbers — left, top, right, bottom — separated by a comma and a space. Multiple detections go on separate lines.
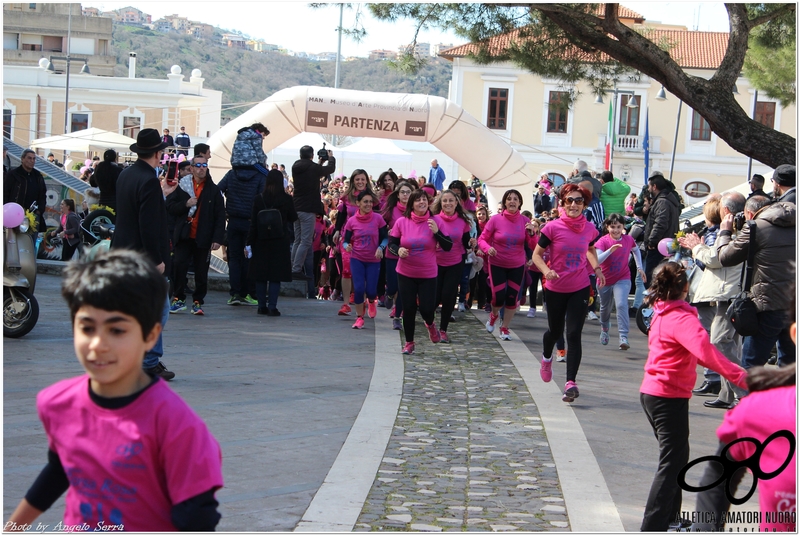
61, 249, 168, 339
645, 261, 688, 307
356, 189, 377, 203
602, 213, 626, 231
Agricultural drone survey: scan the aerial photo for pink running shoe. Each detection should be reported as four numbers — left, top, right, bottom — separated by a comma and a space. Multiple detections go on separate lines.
540, 357, 553, 383
352, 316, 365, 329
367, 300, 377, 319
439, 331, 450, 344
402, 341, 415, 355
338, 304, 352, 316
426, 322, 441, 343
389, 306, 396, 318
562, 380, 579, 402
486, 313, 499, 333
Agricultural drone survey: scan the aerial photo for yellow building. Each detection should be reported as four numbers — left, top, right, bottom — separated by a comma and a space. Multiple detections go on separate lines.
439, 7, 796, 204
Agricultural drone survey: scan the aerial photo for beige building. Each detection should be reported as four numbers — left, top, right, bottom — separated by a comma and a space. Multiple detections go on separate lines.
3, 3, 115, 76
189, 23, 214, 40
439, 7, 796, 204
369, 49, 397, 60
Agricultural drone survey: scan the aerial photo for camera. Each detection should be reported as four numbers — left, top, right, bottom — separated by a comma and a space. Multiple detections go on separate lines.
317, 142, 329, 162
733, 211, 746, 232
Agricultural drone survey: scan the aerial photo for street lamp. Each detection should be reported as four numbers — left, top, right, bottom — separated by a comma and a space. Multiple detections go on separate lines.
46, 56, 91, 135
655, 86, 682, 182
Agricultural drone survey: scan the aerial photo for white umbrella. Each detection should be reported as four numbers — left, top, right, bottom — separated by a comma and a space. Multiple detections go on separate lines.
30, 127, 137, 152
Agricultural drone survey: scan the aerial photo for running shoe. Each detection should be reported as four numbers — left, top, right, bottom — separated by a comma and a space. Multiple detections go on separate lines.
402, 341, 415, 355
619, 335, 630, 350
527, 309, 536, 318
337, 304, 352, 316
540, 357, 553, 382
389, 306, 396, 318
385, 296, 394, 310
352, 316, 365, 329
486, 313, 498, 333
458, 302, 466, 312
426, 322, 441, 343
367, 300, 377, 319
556, 349, 567, 362
169, 299, 186, 313
500, 327, 511, 341
377, 296, 385, 308
227, 295, 243, 306
588, 311, 599, 321
392, 318, 402, 331
191, 301, 204, 315
484, 303, 492, 313
242, 295, 258, 306
562, 380, 580, 402
440, 331, 450, 344
600, 328, 609, 345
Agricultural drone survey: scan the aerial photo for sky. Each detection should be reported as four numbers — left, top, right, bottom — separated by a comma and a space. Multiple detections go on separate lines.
83, 1, 731, 58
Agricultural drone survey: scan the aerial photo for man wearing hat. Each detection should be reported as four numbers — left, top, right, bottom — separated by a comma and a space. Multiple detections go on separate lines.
771, 164, 795, 204
111, 128, 175, 381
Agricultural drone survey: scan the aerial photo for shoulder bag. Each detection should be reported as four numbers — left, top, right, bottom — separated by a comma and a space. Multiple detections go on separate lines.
257, 194, 285, 240
725, 222, 759, 337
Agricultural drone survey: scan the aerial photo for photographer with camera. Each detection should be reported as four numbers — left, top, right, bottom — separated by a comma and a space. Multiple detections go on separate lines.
290, 144, 336, 280
717, 194, 796, 370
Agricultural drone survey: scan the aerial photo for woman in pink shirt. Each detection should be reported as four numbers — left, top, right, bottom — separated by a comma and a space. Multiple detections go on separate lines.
524, 218, 543, 318
388, 189, 454, 355
532, 184, 604, 402
342, 191, 388, 330
381, 180, 415, 331
376, 170, 396, 207
638, 262, 748, 531
432, 190, 473, 343
478, 189, 533, 341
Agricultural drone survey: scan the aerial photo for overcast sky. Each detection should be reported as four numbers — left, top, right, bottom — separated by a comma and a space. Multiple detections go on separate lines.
84, 1, 731, 58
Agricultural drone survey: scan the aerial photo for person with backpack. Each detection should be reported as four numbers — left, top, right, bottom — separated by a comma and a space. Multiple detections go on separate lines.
247, 169, 298, 316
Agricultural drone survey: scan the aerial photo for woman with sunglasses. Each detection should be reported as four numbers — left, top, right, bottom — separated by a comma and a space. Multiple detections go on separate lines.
381, 179, 415, 330
478, 190, 533, 341
388, 189, 453, 354
533, 183, 605, 402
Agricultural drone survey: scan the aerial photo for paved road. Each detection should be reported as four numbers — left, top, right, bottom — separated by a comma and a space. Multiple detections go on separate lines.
3, 273, 758, 531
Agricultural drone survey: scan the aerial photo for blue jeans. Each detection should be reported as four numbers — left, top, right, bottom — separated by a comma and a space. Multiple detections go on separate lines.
458, 262, 471, 303
632, 271, 646, 309
256, 281, 281, 310
599, 278, 631, 337
226, 217, 251, 297
741, 309, 795, 369
143, 291, 170, 369
350, 258, 380, 304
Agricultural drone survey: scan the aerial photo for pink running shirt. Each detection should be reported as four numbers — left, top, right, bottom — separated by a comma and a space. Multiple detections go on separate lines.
390, 216, 439, 278
595, 233, 636, 286
433, 214, 471, 267
343, 212, 387, 264
477, 211, 530, 269
539, 217, 599, 293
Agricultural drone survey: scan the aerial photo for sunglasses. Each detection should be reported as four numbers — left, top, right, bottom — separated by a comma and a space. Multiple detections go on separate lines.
193, 163, 208, 168
563, 197, 585, 205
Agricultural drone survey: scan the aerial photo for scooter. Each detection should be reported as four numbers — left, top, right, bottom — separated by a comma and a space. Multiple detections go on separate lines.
3, 202, 39, 338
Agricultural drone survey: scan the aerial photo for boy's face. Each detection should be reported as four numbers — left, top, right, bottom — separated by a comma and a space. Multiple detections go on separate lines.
74, 306, 160, 397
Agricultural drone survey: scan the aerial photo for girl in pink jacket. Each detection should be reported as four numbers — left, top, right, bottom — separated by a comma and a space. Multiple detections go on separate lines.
639, 261, 748, 531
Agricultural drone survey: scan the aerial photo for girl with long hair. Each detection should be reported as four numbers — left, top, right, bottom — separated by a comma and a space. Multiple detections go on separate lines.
376, 170, 397, 207
474, 204, 492, 311
381, 180, 415, 330
50, 199, 82, 261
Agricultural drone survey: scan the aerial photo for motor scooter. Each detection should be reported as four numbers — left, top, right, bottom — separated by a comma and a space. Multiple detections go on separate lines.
3, 202, 39, 338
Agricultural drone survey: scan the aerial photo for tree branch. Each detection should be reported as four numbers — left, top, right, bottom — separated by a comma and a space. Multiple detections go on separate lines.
747, 3, 796, 29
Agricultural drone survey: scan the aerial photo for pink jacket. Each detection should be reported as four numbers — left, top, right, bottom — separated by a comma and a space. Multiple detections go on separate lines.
640, 299, 747, 398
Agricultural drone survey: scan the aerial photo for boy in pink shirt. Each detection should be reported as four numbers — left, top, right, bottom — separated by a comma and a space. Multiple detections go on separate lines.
7, 250, 224, 531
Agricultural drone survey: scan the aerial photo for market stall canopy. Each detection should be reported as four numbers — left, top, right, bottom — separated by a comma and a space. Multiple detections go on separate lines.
337, 137, 413, 162
30, 127, 137, 152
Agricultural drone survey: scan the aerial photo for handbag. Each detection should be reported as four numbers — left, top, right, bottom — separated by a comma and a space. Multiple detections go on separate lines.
256, 194, 285, 240
726, 222, 759, 337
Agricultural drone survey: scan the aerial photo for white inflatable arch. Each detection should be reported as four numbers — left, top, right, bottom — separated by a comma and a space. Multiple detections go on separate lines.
208, 86, 532, 203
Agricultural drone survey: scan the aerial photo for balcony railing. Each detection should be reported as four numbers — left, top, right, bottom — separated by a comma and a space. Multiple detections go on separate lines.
616, 135, 641, 151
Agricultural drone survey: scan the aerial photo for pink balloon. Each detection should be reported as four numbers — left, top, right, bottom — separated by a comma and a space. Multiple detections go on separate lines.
657, 238, 674, 257
84, 159, 92, 167
3, 202, 25, 228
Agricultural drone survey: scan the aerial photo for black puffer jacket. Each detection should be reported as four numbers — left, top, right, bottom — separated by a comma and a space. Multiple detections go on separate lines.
218, 168, 266, 220
717, 202, 796, 312
644, 189, 680, 248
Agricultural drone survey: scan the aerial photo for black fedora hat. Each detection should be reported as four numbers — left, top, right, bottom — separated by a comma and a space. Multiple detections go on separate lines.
130, 128, 169, 154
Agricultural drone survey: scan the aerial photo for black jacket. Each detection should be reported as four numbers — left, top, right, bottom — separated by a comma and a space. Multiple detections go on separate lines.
92, 161, 122, 210
111, 159, 171, 271
644, 189, 681, 248
291, 157, 336, 214
4, 165, 48, 231
218, 168, 266, 220
533, 193, 551, 215
165, 179, 225, 249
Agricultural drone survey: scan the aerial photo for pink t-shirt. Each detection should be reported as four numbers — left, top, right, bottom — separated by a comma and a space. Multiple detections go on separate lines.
461, 198, 477, 213
383, 204, 406, 261
526, 234, 541, 272
717, 386, 796, 532
37, 375, 223, 531
477, 211, 530, 269
313, 218, 327, 252
595, 234, 636, 286
390, 215, 439, 279
539, 217, 599, 293
343, 211, 387, 263
433, 214, 471, 267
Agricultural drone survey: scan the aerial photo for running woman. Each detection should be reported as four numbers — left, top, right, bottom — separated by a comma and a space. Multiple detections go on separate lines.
478, 189, 533, 341
524, 218, 543, 318
532, 184, 605, 402
388, 189, 453, 354
595, 213, 645, 350
432, 190, 473, 343
376, 170, 397, 207
447, 180, 478, 311
474, 204, 492, 311
381, 180, 415, 331
342, 190, 388, 329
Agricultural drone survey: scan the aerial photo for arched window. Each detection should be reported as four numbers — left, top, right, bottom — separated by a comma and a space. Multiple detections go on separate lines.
683, 180, 712, 199
547, 172, 566, 188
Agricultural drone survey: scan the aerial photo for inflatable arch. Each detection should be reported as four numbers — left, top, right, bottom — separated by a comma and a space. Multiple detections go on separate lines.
208, 86, 532, 202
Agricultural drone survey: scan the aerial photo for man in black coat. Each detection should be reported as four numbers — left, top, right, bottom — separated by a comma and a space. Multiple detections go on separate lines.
165, 155, 225, 316
290, 145, 336, 279
770, 164, 795, 204
161, 129, 175, 154
4, 149, 47, 232
747, 173, 767, 199
533, 183, 552, 216
111, 128, 175, 380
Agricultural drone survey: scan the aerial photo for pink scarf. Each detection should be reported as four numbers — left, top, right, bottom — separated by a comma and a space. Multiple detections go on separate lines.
411, 211, 430, 224
438, 212, 459, 222
561, 213, 587, 234
355, 209, 372, 222
503, 210, 521, 223
396, 202, 407, 213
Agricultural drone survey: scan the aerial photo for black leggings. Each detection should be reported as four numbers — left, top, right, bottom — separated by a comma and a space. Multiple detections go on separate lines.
436, 260, 464, 332
543, 286, 590, 382
528, 271, 543, 309
489, 264, 525, 309
397, 273, 437, 343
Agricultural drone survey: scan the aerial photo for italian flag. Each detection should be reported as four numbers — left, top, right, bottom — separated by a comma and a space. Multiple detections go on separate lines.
604, 99, 613, 171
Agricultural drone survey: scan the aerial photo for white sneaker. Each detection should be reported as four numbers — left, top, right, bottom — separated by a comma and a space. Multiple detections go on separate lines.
458, 302, 466, 312
588, 311, 599, 321
527, 309, 536, 318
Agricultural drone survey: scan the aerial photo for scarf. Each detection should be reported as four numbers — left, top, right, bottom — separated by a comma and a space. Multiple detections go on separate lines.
396, 202, 407, 213
438, 212, 459, 222
561, 213, 587, 234
411, 211, 430, 224
355, 209, 372, 222
503, 210, 521, 223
